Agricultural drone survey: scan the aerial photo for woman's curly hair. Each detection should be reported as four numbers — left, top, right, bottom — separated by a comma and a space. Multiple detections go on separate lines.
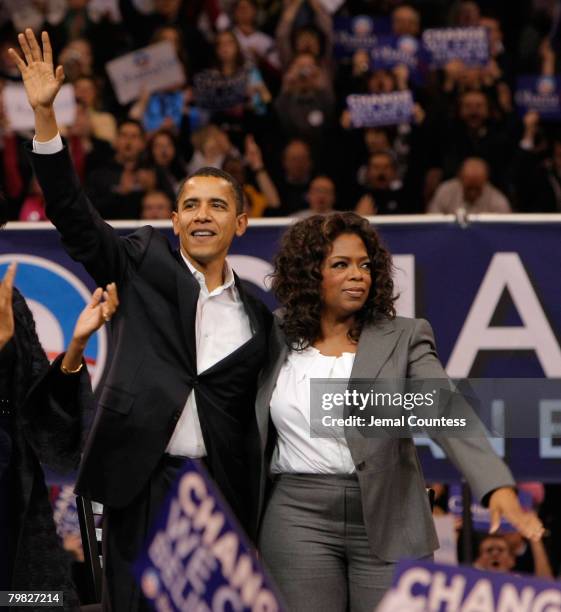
271, 212, 397, 349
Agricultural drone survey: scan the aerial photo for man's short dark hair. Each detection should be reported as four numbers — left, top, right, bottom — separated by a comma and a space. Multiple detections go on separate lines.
117, 118, 145, 136
175, 166, 245, 214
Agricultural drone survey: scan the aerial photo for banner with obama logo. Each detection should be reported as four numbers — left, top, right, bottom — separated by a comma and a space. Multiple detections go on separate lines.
4, 217, 561, 482
0, 251, 107, 390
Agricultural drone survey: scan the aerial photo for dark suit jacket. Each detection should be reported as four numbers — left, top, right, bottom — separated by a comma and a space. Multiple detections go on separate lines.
27, 145, 271, 538
255, 315, 515, 560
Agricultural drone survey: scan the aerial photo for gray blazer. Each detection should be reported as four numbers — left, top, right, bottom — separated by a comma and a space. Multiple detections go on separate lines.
255, 315, 515, 561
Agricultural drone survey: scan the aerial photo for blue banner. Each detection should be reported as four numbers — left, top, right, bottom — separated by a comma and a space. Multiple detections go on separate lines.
134, 458, 283, 611
347, 91, 414, 127
515, 76, 561, 121
388, 559, 561, 610
422, 27, 489, 67
3, 218, 561, 481
333, 16, 391, 58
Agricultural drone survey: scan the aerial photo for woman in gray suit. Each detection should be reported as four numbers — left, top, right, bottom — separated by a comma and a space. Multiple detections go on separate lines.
256, 212, 543, 612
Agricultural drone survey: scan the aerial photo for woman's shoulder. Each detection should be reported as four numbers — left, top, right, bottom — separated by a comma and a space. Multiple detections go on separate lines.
365, 315, 434, 336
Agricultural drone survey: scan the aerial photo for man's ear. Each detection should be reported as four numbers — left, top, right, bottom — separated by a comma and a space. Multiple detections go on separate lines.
235, 212, 249, 237
171, 211, 180, 236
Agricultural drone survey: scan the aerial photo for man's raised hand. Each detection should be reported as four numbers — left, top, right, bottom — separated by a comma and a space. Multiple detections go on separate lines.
8, 30, 64, 110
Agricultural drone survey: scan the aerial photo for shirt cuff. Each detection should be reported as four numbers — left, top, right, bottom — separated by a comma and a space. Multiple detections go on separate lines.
32, 132, 63, 154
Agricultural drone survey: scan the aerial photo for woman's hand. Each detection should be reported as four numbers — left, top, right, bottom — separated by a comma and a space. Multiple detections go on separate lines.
0, 263, 17, 351
72, 283, 119, 345
61, 283, 119, 373
488, 487, 544, 542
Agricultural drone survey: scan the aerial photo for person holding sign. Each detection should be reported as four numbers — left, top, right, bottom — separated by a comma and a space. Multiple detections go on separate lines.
0, 219, 119, 608
10, 29, 272, 612
256, 212, 544, 611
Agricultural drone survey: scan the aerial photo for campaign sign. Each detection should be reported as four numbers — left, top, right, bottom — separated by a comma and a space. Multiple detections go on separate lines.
448, 485, 533, 533
3, 83, 76, 131
135, 459, 283, 611
143, 91, 184, 131
515, 76, 561, 121
193, 69, 249, 111
106, 41, 186, 105
371, 35, 428, 84
333, 15, 391, 58
347, 91, 414, 127
422, 27, 489, 68
389, 559, 561, 611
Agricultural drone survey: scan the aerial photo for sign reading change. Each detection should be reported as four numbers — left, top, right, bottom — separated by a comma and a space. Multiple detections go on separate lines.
135, 458, 283, 611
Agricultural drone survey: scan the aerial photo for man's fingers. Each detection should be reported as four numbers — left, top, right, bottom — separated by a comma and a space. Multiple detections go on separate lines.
25, 28, 43, 63
7, 48, 27, 72
18, 32, 34, 65
55, 65, 65, 85
41, 31, 53, 66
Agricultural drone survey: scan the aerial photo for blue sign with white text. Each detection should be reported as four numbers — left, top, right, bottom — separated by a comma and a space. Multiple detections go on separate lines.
422, 27, 489, 67
333, 16, 391, 57
515, 76, 561, 121
389, 559, 561, 611
347, 91, 414, 127
134, 459, 283, 611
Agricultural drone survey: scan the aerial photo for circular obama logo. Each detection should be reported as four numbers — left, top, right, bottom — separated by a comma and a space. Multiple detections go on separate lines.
0, 254, 107, 390
537, 77, 555, 95
398, 35, 419, 55
353, 16, 374, 37
141, 569, 161, 600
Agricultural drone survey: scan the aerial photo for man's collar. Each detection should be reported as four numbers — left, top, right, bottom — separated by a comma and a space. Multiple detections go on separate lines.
180, 250, 235, 293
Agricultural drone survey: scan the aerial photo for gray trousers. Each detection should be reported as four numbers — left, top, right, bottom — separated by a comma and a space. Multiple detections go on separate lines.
258, 473, 395, 612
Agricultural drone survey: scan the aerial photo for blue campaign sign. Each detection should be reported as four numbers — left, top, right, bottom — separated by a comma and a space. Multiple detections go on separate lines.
515, 76, 561, 121
4, 218, 561, 482
134, 458, 283, 611
389, 559, 561, 610
371, 35, 428, 84
422, 27, 489, 67
333, 15, 391, 58
347, 91, 414, 127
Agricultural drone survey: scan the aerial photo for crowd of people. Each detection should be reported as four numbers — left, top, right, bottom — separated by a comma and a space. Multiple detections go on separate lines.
1, 0, 560, 221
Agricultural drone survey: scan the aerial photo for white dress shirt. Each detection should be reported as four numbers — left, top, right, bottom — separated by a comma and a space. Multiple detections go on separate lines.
165, 255, 253, 456
33, 133, 254, 457
270, 347, 356, 474
33, 132, 64, 154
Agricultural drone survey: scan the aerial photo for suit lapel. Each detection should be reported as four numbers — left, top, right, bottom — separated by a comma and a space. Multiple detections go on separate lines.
255, 317, 287, 452
233, 273, 260, 334
349, 318, 402, 381
345, 319, 403, 464
174, 251, 200, 370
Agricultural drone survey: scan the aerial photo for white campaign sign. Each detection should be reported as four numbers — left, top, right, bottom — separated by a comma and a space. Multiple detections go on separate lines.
105, 41, 186, 105
3, 83, 76, 131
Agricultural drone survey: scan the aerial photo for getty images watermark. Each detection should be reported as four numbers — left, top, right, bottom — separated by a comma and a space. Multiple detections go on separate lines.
309, 379, 561, 441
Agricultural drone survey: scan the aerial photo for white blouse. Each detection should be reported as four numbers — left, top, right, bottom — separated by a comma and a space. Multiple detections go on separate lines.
269, 346, 356, 474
